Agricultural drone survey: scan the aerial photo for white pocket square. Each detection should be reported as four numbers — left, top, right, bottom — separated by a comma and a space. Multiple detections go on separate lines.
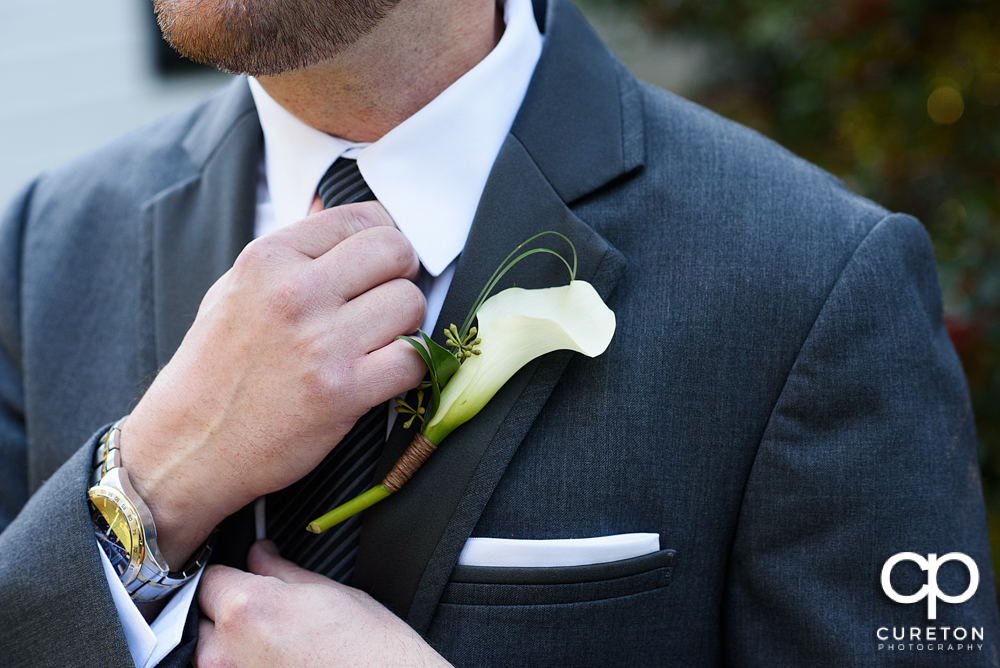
457, 533, 660, 568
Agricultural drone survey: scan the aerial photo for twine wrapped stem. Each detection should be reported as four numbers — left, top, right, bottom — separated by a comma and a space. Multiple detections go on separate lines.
307, 431, 439, 533
382, 432, 437, 492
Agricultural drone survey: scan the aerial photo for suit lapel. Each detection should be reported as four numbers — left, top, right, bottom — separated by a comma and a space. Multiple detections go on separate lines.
135, 0, 645, 613
353, 0, 642, 633
145, 79, 260, 367
141, 78, 262, 567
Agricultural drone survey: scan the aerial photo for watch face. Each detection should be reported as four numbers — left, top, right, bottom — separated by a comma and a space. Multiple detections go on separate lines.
88, 491, 142, 579
93, 518, 131, 577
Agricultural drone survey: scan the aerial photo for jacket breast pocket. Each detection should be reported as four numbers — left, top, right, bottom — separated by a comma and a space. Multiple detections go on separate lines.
440, 547, 676, 606
427, 549, 677, 668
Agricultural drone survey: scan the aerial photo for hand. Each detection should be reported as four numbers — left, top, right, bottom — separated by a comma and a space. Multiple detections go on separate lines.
195, 541, 452, 668
120, 202, 427, 566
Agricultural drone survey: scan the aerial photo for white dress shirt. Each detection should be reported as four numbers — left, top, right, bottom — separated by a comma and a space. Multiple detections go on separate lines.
103, 0, 542, 665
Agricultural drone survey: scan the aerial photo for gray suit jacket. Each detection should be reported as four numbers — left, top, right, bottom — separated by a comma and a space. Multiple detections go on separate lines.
2, 1, 998, 665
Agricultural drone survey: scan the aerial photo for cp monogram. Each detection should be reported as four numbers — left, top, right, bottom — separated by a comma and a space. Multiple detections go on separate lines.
881, 552, 979, 620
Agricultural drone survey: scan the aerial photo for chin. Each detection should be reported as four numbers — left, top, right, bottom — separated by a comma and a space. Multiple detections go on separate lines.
153, 0, 401, 76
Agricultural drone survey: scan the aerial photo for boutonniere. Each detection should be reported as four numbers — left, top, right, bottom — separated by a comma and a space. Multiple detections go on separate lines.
307, 232, 616, 533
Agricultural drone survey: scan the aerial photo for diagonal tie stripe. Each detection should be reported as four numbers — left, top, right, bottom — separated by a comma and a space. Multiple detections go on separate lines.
267, 157, 385, 584
316, 157, 377, 209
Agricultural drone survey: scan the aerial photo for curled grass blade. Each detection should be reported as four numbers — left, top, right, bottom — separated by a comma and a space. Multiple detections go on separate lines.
459, 232, 577, 338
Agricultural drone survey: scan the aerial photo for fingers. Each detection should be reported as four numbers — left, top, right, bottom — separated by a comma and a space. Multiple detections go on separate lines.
356, 338, 429, 408
272, 200, 397, 259
340, 278, 427, 353
246, 540, 335, 586
198, 564, 256, 622
236, 201, 420, 309
319, 226, 421, 302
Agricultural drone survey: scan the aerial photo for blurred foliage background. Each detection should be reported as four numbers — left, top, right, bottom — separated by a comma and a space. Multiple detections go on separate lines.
591, 0, 1000, 593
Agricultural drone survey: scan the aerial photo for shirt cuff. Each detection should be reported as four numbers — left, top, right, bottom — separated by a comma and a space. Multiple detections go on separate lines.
98, 542, 204, 668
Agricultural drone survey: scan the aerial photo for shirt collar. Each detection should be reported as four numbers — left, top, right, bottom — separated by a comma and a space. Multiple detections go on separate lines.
248, 0, 542, 276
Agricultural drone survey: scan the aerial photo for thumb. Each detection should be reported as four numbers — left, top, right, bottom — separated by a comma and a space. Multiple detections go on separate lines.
246, 540, 335, 586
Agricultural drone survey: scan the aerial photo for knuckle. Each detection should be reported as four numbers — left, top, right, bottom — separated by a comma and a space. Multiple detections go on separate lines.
392, 281, 426, 328
262, 272, 322, 320
304, 364, 335, 406
264, 279, 305, 318
316, 359, 354, 404
320, 207, 359, 239
338, 202, 387, 233
290, 331, 350, 408
400, 277, 426, 305
357, 226, 413, 272
383, 228, 417, 269
218, 581, 273, 630
219, 589, 254, 624
325, 363, 379, 423
301, 347, 346, 406
236, 236, 280, 270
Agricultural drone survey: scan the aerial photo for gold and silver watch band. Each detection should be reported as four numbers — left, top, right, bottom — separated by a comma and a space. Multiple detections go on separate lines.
89, 418, 217, 602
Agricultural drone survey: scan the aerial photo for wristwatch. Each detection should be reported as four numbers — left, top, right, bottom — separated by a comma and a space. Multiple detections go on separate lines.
88, 418, 217, 602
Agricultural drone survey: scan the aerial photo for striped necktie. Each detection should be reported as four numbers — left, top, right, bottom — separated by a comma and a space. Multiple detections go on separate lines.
266, 157, 385, 584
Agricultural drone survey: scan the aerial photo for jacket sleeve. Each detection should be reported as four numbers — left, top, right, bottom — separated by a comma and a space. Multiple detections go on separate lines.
0, 183, 192, 667
722, 212, 1000, 665
0, 182, 31, 531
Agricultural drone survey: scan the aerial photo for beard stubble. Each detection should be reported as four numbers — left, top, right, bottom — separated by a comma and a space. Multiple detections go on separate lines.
154, 0, 403, 76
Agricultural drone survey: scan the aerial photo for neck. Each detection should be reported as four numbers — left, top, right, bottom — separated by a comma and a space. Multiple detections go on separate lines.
256, 0, 504, 143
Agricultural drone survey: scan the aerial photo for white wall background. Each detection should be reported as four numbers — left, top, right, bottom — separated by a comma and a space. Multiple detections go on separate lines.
0, 0, 707, 208
0, 0, 232, 206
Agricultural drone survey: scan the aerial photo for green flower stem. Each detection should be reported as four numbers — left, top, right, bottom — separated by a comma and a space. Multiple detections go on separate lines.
307, 430, 447, 533
422, 423, 451, 447
307, 484, 391, 534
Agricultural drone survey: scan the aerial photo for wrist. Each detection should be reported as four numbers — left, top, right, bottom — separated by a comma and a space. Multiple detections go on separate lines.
120, 403, 230, 567
90, 419, 217, 601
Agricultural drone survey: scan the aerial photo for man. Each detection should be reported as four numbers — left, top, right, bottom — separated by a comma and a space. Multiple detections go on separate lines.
1, 0, 997, 665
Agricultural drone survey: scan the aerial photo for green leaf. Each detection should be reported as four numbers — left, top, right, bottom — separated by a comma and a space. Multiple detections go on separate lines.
418, 330, 459, 422
397, 335, 433, 374
397, 332, 460, 428
422, 331, 460, 387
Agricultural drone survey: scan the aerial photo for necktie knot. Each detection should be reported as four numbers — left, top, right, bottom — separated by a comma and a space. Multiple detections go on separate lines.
317, 157, 377, 209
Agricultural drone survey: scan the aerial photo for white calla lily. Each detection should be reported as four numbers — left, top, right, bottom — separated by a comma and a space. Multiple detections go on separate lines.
308, 233, 618, 535
424, 280, 615, 443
